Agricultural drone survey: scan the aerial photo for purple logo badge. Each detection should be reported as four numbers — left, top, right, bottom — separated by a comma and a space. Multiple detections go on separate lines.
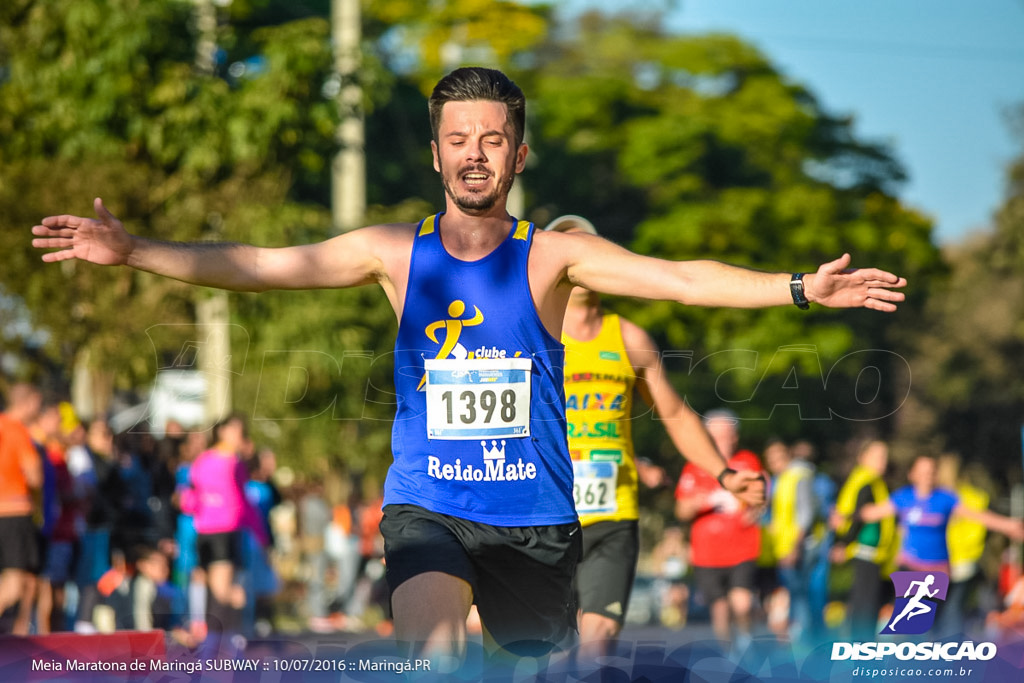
882, 571, 950, 635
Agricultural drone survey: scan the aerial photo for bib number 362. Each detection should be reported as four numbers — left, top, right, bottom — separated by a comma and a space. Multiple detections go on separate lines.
425, 358, 532, 440
572, 460, 617, 514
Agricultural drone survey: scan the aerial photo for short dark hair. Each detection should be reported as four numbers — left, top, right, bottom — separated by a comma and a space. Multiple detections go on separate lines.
213, 411, 248, 441
428, 67, 526, 147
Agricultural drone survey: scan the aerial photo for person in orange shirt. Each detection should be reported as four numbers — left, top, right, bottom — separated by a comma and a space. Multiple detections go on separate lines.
0, 383, 44, 632
17, 400, 69, 635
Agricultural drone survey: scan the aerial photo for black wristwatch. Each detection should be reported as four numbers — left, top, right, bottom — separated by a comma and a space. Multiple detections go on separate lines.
716, 467, 737, 488
790, 272, 810, 310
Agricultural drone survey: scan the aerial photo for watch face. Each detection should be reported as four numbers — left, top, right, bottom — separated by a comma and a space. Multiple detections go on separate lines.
790, 277, 810, 309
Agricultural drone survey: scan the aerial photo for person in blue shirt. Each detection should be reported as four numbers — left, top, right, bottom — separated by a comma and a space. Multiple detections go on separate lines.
860, 455, 1023, 573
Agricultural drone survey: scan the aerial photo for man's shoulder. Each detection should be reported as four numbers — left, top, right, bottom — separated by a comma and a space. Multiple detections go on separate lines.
316, 223, 418, 274
531, 226, 601, 264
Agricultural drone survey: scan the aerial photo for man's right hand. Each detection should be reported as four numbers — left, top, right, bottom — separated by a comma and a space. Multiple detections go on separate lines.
722, 468, 767, 508
32, 197, 134, 266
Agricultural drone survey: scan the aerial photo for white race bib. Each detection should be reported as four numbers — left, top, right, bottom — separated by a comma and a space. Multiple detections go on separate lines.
424, 357, 532, 440
572, 460, 618, 514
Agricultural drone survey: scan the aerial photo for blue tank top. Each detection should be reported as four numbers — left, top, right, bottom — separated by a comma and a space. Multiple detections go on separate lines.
383, 213, 577, 526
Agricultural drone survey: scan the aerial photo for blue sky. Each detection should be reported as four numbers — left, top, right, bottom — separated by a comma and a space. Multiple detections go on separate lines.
557, 0, 1024, 244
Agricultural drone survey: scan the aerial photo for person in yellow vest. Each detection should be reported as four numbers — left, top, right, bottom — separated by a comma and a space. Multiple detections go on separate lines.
829, 440, 896, 640
936, 454, 992, 635
764, 438, 826, 645
546, 215, 765, 661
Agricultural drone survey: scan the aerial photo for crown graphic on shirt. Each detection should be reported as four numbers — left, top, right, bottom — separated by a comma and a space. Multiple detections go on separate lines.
481, 440, 506, 461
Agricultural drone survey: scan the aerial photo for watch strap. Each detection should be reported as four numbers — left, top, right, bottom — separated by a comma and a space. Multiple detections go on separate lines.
790, 272, 810, 310
716, 467, 737, 488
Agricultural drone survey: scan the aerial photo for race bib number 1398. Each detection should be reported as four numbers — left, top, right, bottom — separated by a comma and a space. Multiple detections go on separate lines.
424, 358, 532, 440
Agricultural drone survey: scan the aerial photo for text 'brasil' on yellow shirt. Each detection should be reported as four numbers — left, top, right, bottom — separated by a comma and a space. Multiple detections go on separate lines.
562, 314, 639, 526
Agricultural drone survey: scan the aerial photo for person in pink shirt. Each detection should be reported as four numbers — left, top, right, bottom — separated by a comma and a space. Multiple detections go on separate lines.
177, 413, 265, 636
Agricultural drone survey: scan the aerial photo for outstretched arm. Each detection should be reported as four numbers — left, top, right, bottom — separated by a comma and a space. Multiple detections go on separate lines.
954, 504, 1024, 541
623, 318, 765, 507
544, 231, 907, 311
33, 198, 402, 294
859, 499, 896, 523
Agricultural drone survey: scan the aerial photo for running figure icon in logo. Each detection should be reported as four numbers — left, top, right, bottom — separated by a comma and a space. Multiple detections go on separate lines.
884, 571, 950, 635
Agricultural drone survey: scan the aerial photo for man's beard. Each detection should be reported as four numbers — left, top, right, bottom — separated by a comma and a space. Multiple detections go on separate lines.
440, 161, 515, 214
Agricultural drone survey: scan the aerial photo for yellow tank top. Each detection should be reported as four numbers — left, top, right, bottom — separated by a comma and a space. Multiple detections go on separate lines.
769, 463, 824, 560
947, 482, 988, 579
562, 314, 638, 525
836, 464, 896, 566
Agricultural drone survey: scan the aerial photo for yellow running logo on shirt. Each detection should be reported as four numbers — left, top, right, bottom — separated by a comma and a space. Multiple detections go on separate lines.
418, 299, 484, 390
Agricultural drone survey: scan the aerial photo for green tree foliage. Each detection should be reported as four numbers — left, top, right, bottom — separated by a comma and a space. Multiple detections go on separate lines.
522, 12, 944, 449
364, 0, 549, 93
1, 1, 951, 476
896, 106, 1024, 472
0, 0, 399, 473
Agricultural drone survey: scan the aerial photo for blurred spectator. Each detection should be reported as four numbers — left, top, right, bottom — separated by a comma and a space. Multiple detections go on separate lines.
246, 448, 283, 541
986, 571, 1024, 641
0, 383, 44, 634
73, 418, 125, 633
324, 495, 360, 627
93, 548, 132, 632
650, 526, 690, 629
177, 413, 266, 637
861, 455, 1024, 574
792, 439, 835, 643
299, 480, 332, 632
132, 544, 193, 647
359, 490, 390, 633
830, 440, 895, 640
112, 432, 154, 552
25, 401, 81, 634
150, 420, 186, 545
674, 409, 763, 652
15, 399, 60, 635
764, 438, 826, 645
243, 447, 282, 637
936, 454, 997, 635
174, 429, 208, 641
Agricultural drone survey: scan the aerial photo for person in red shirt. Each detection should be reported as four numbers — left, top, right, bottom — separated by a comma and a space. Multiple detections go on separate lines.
675, 409, 764, 651
0, 383, 44, 632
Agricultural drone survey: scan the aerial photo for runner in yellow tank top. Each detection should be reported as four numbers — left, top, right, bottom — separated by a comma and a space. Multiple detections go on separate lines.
548, 215, 766, 662
563, 312, 640, 524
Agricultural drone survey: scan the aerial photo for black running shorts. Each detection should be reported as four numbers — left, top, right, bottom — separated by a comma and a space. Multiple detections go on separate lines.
692, 560, 757, 604
575, 519, 639, 624
196, 530, 241, 568
0, 515, 39, 573
380, 503, 582, 656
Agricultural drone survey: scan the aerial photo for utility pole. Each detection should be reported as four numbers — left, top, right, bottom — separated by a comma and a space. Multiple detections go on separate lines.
332, 0, 366, 232
194, 0, 217, 75
194, 0, 232, 427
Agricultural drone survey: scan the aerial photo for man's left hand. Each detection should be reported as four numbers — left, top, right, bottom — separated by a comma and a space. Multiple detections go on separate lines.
804, 253, 907, 312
